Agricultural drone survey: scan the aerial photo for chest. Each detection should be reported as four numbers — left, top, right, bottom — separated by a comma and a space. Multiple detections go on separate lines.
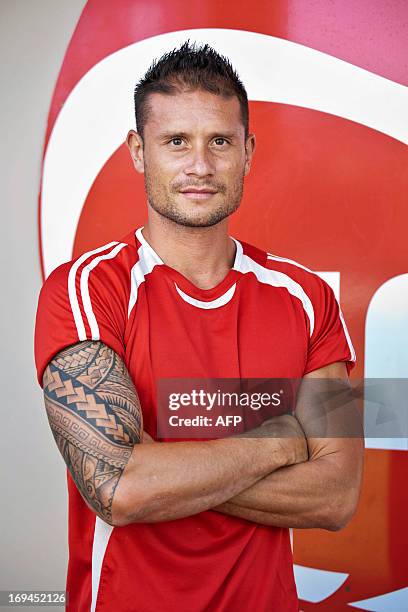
125, 273, 309, 382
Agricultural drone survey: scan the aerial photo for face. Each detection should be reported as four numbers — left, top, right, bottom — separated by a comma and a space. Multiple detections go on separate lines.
127, 89, 255, 227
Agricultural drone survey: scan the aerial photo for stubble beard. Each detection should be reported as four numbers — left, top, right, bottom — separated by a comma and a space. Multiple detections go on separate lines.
144, 166, 244, 228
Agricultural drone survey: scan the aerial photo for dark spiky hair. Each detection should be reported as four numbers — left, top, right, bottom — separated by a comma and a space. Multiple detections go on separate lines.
133, 41, 249, 138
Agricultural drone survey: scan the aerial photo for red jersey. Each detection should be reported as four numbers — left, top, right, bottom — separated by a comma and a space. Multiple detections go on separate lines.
34, 227, 355, 612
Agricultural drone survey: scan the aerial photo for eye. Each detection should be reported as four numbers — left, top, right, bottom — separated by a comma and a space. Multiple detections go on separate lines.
213, 137, 229, 146
169, 137, 183, 146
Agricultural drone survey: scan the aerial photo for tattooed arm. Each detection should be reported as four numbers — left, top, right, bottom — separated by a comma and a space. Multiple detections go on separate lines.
43, 341, 307, 526
43, 341, 142, 525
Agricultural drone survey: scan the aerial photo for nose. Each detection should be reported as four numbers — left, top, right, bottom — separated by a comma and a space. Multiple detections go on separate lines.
184, 144, 215, 178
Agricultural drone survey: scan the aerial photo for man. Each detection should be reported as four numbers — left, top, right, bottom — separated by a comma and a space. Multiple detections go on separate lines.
35, 42, 363, 612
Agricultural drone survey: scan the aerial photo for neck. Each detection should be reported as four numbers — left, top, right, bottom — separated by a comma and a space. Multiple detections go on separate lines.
142, 207, 236, 290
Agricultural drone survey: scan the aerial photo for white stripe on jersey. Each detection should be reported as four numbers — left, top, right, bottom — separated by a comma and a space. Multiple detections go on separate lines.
231, 237, 244, 270
135, 226, 164, 268
80, 242, 128, 339
127, 243, 162, 318
267, 252, 314, 273
91, 517, 114, 612
338, 308, 357, 362
241, 254, 315, 335
267, 253, 356, 362
68, 241, 119, 341
128, 227, 166, 318
174, 282, 237, 309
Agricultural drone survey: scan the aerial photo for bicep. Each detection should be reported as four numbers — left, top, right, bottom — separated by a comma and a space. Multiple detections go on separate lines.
42, 340, 142, 524
295, 362, 364, 475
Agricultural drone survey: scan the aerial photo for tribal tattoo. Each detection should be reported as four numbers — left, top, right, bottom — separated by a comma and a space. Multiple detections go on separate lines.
43, 341, 142, 524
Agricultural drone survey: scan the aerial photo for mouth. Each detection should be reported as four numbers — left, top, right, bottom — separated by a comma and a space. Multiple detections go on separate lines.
179, 188, 218, 200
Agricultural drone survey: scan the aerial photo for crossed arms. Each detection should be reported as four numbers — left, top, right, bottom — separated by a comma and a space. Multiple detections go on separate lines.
43, 341, 364, 529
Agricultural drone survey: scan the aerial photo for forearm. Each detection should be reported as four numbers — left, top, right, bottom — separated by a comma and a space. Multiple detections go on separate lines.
216, 365, 364, 530
214, 451, 362, 530
113, 436, 292, 525
44, 342, 308, 528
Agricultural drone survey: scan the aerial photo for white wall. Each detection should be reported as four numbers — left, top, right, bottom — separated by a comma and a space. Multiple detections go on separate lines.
0, 0, 86, 607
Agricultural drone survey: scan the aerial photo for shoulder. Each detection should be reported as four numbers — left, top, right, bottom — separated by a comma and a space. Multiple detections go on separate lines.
35, 234, 139, 384
42, 231, 140, 295
237, 238, 330, 296
264, 250, 327, 292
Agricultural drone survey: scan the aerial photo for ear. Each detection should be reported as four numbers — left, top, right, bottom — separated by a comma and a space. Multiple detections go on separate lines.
244, 133, 256, 176
126, 130, 145, 174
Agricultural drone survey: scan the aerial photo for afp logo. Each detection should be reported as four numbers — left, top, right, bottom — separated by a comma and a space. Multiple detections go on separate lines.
38, 0, 408, 608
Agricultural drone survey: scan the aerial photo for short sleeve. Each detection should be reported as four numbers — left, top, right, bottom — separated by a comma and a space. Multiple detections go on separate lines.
34, 252, 128, 388
303, 275, 356, 376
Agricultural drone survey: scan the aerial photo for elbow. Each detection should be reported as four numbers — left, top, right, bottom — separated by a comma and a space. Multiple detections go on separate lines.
110, 481, 153, 527
323, 507, 355, 532
111, 495, 150, 527
110, 505, 130, 527
322, 488, 360, 532
110, 474, 146, 527
78, 494, 128, 528
111, 502, 145, 527
318, 458, 364, 532
87, 499, 138, 528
